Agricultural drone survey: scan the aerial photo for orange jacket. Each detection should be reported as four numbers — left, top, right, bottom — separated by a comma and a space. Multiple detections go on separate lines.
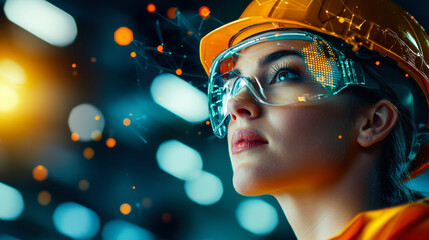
330, 198, 429, 240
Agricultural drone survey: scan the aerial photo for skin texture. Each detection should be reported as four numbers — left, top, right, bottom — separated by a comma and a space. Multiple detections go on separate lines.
225, 40, 399, 239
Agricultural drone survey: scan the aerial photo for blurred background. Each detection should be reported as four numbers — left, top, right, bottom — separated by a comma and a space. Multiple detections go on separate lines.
0, 0, 428, 239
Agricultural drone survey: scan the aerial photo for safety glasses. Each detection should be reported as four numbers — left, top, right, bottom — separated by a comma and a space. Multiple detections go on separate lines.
208, 30, 367, 138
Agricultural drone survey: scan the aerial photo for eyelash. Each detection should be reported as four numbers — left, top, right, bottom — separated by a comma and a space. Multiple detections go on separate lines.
268, 63, 302, 83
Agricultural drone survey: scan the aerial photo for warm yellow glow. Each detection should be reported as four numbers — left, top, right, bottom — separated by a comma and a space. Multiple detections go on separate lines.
114, 27, 133, 46
120, 203, 132, 215
71, 63, 76, 68
199, 6, 211, 18
338, 135, 342, 139
33, 165, 48, 181
38, 190, 51, 206
375, 60, 380, 66
71, 132, 80, 142
0, 59, 26, 84
298, 96, 305, 102
90, 57, 97, 63
130, 52, 136, 58
106, 138, 116, 148
0, 85, 19, 112
79, 179, 90, 191
123, 118, 131, 126
83, 147, 95, 159
95, 115, 100, 121
91, 130, 102, 141
132, 186, 136, 189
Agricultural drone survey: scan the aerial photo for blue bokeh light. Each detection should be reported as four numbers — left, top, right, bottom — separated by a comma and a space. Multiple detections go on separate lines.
0, 182, 24, 221
53, 202, 100, 239
184, 171, 223, 205
102, 219, 157, 240
236, 199, 278, 235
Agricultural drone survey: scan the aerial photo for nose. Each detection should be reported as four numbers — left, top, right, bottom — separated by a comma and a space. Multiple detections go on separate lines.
227, 88, 262, 121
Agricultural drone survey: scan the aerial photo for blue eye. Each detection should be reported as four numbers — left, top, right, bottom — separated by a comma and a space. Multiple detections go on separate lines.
271, 68, 301, 84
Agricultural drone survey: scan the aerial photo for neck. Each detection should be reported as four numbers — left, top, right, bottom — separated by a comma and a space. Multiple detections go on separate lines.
272, 152, 385, 240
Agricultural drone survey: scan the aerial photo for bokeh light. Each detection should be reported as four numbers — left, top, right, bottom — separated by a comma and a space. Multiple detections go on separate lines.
146, 3, 156, 13
102, 219, 157, 240
150, 73, 209, 123
0, 59, 26, 84
184, 171, 223, 205
236, 199, 278, 235
114, 27, 133, 46
0, 85, 19, 112
123, 118, 131, 126
83, 147, 95, 159
175, 68, 182, 75
79, 179, 90, 191
106, 138, 117, 148
4, 0, 78, 47
53, 202, 100, 239
120, 203, 131, 215
0, 182, 24, 221
166, 7, 178, 19
156, 140, 203, 180
68, 103, 105, 142
91, 130, 102, 141
156, 45, 163, 53
71, 132, 80, 142
130, 52, 136, 58
37, 190, 51, 206
199, 6, 211, 18
33, 165, 48, 181
71, 63, 77, 68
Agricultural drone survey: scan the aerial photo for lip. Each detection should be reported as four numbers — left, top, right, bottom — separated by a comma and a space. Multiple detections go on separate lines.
231, 129, 268, 154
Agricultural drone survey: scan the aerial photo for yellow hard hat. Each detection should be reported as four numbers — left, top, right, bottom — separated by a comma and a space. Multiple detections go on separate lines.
200, 0, 429, 177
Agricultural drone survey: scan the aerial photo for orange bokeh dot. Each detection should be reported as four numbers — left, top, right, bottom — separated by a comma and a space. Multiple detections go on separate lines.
79, 179, 90, 191
375, 60, 380, 66
175, 69, 182, 75
167, 7, 178, 19
72, 63, 77, 68
114, 27, 133, 46
83, 147, 95, 160
338, 135, 342, 139
123, 118, 131, 126
38, 190, 51, 206
199, 6, 211, 18
405, 73, 409, 77
33, 165, 48, 182
130, 52, 137, 58
205, 120, 210, 125
120, 203, 132, 215
95, 115, 100, 121
71, 132, 80, 142
157, 45, 164, 53
147, 3, 156, 13
106, 138, 117, 148
90, 57, 97, 63
132, 186, 136, 189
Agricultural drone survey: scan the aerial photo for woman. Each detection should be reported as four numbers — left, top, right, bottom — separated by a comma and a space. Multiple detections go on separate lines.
200, 0, 429, 239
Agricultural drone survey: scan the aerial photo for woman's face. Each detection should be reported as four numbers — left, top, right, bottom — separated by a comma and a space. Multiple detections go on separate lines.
226, 40, 358, 196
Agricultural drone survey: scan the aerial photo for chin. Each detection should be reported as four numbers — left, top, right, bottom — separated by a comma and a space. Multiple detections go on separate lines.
232, 170, 273, 196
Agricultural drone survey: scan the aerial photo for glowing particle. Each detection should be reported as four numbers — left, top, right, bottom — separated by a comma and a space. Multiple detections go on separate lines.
91, 130, 102, 141
79, 179, 90, 191
405, 73, 409, 77
199, 6, 210, 18
325, 10, 329, 13
130, 52, 137, 58
0, 85, 19, 112
147, 3, 156, 13
158, 97, 162, 101
114, 27, 133, 46
338, 17, 345, 23
338, 135, 342, 139
162, 213, 172, 223
120, 203, 131, 215
106, 138, 116, 148
198, 131, 201, 135
187, 30, 193, 36
90, 57, 96, 63
123, 118, 131, 126
71, 63, 76, 68
175, 68, 182, 76
375, 60, 380, 66
0, 59, 27, 84
298, 96, 305, 102
71, 132, 80, 142
95, 115, 100, 121
33, 165, 48, 182
142, 198, 152, 208
205, 120, 210, 125
167, 7, 178, 19
83, 147, 95, 160
38, 190, 51, 206
132, 186, 136, 189
157, 45, 163, 53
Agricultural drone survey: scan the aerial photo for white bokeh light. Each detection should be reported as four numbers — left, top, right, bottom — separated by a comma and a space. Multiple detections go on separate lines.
0, 182, 24, 221
68, 103, 105, 142
156, 140, 203, 180
102, 219, 156, 240
4, 0, 78, 47
184, 171, 223, 205
150, 73, 209, 123
236, 199, 279, 235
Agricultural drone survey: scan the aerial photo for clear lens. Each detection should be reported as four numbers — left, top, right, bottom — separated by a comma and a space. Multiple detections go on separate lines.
208, 30, 365, 138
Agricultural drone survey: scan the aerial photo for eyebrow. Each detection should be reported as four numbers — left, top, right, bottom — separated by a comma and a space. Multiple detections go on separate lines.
257, 50, 302, 66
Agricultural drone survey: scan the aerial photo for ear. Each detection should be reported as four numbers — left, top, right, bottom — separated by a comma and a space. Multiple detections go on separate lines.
357, 100, 398, 148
